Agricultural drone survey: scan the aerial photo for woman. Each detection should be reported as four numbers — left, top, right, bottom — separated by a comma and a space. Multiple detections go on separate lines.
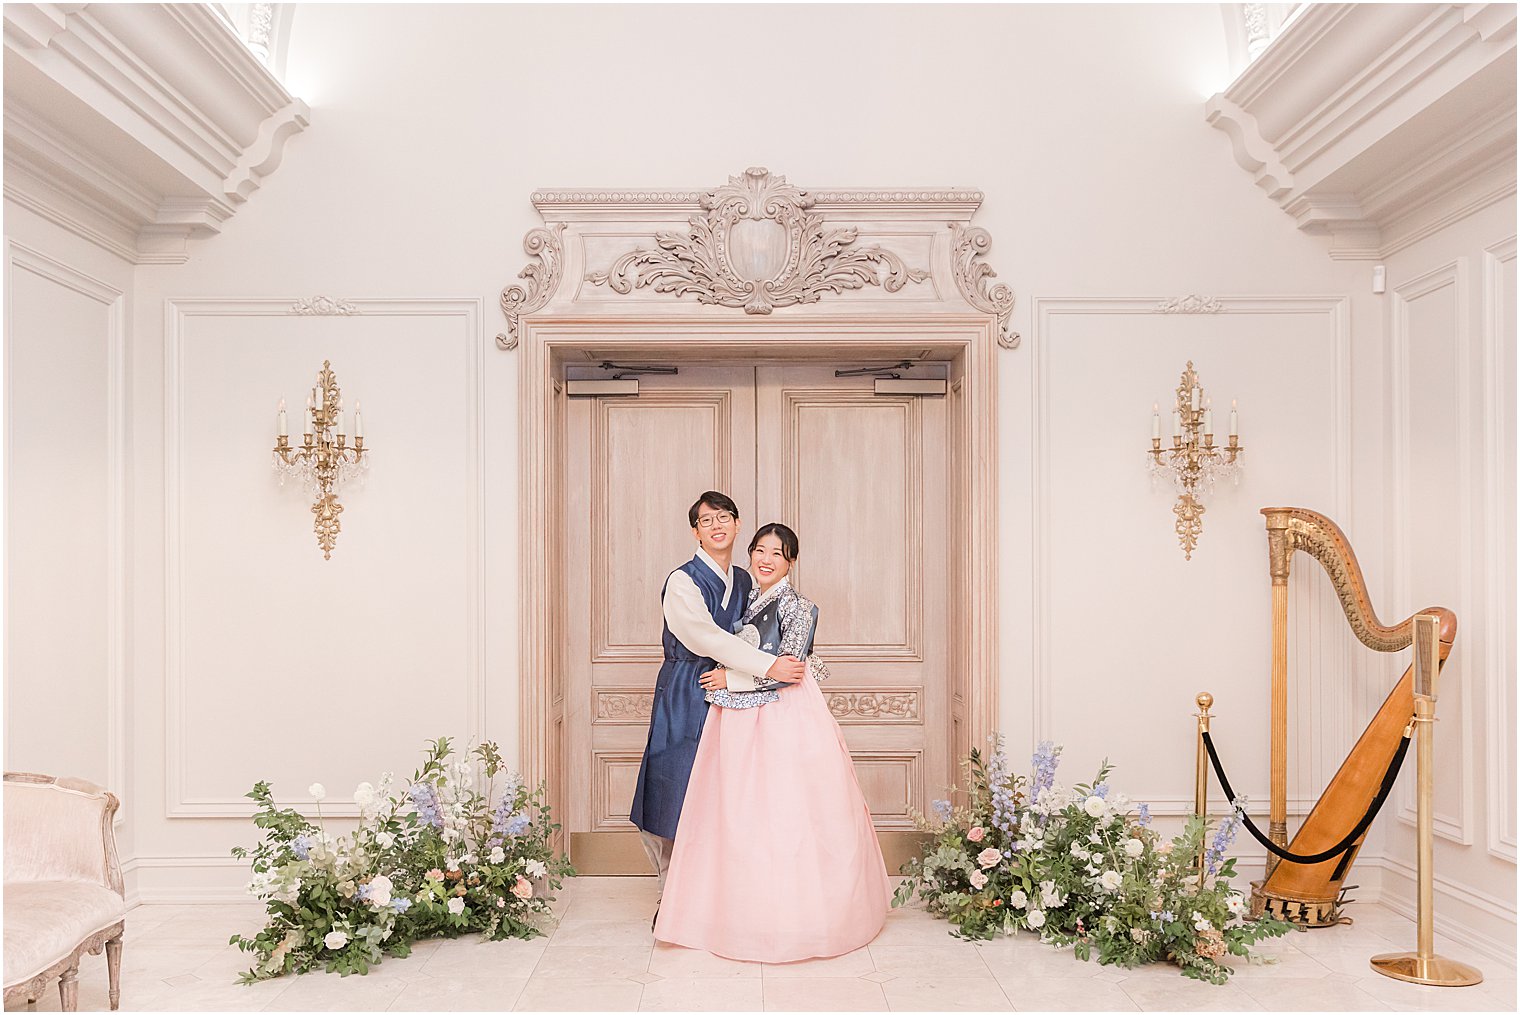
653, 523, 891, 963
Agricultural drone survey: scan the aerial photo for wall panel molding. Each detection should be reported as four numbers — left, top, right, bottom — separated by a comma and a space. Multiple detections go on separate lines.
3, 240, 128, 803
1389, 261, 1478, 846
1481, 235, 1517, 863
1030, 296, 1350, 815
162, 297, 484, 817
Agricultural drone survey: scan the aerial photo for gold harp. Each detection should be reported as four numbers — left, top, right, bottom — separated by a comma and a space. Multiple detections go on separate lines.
1253, 507, 1456, 927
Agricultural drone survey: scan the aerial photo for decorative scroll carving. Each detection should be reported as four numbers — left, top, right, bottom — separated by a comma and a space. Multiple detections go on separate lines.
498, 224, 566, 350
291, 296, 358, 316
827, 690, 921, 724
1155, 295, 1224, 314
593, 690, 655, 724
948, 223, 1018, 349
585, 167, 929, 315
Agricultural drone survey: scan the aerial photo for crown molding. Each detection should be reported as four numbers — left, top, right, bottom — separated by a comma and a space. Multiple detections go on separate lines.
1206, 3, 1517, 260
2, 3, 308, 264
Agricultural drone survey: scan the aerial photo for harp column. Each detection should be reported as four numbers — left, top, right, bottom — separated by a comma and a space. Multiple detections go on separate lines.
1263, 509, 1294, 875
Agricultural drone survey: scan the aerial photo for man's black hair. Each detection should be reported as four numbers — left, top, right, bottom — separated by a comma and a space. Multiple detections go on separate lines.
688, 491, 740, 528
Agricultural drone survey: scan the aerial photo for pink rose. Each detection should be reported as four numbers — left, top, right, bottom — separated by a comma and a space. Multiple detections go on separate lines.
977, 847, 1003, 869
967, 826, 986, 843
424, 868, 444, 882
511, 876, 533, 899
969, 870, 989, 890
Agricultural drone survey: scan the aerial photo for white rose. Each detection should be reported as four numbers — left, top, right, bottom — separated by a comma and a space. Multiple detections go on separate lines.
308, 783, 327, 801
1124, 838, 1144, 858
968, 870, 989, 890
1084, 796, 1106, 818
525, 859, 547, 879
323, 930, 348, 950
367, 874, 393, 908
1100, 870, 1123, 891
447, 897, 465, 915
1026, 909, 1046, 929
489, 846, 506, 864
1009, 889, 1028, 909
375, 831, 396, 850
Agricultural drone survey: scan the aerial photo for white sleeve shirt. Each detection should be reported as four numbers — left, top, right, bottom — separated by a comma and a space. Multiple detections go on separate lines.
662, 569, 778, 679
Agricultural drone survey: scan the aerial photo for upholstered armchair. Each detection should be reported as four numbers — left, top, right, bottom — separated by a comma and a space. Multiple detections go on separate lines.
3, 773, 125, 1011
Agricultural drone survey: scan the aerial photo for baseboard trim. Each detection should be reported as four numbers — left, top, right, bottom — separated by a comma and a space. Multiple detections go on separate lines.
1357, 854, 1517, 966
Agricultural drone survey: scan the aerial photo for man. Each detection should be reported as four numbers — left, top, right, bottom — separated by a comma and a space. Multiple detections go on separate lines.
629, 492, 805, 908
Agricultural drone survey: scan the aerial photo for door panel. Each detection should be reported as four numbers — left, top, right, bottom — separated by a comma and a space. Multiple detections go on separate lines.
563, 368, 756, 855
756, 366, 948, 833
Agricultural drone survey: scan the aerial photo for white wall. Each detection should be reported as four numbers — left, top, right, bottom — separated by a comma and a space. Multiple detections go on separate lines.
3, 200, 134, 858
1358, 196, 1517, 962
3, 2, 1511, 955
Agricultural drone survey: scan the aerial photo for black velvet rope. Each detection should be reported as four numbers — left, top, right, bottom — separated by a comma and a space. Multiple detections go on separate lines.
1200, 727, 1412, 866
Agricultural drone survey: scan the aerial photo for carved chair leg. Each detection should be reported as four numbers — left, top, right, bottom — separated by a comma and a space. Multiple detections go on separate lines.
58, 966, 79, 1012
106, 934, 123, 1011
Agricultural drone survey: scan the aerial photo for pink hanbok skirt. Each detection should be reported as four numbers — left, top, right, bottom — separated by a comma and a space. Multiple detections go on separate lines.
653, 674, 891, 962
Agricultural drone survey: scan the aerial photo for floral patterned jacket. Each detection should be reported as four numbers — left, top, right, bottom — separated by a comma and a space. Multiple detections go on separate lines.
705, 578, 830, 709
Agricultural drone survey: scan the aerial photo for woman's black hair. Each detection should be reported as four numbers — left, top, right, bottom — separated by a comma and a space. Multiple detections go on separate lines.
748, 522, 799, 562
688, 491, 741, 528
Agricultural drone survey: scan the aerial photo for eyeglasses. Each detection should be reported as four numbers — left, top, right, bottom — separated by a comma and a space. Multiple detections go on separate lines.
696, 512, 735, 529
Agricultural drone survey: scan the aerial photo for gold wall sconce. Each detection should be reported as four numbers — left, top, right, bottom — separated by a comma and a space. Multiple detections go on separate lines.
1148, 361, 1243, 559
272, 360, 370, 559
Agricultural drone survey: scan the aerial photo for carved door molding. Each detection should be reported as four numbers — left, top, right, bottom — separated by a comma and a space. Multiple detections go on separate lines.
501, 169, 1005, 856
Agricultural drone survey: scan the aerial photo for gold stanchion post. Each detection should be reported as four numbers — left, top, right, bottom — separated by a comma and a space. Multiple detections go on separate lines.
1370, 614, 1482, 987
1195, 692, 1212, 882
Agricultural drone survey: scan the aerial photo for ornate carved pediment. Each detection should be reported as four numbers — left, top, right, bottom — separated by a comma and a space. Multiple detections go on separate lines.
499, 167, 1019, 348
586, 167, 929, 315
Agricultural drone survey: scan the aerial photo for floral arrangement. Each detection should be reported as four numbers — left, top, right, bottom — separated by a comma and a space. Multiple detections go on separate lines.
230, 737, 574, 981
893, 737, 1290, 983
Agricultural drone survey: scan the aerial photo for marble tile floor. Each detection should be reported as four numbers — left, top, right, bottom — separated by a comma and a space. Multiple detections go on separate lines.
6, 878, 1514, 1013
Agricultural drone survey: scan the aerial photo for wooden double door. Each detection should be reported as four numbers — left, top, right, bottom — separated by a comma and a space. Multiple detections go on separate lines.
561, 364, 949, 872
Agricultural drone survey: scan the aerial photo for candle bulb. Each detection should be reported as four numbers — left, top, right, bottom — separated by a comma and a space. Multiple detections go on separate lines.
336, 410, 345, 436
277, 398, 287, 437
1204, 408, 1213, 435
315, 383, 323, 411
1191, 385, 1200, 411
1151, 403, 1160, 439
355, 401, 364, 439
1230, 398, 1239, 437
1172, 410, 1181, 438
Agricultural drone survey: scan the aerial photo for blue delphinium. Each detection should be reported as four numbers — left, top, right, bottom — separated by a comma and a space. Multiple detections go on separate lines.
390, 897, 412, 914
931, 798, 953, 821
983, 735, 1019, 841
1204, 797, 1245, 875
1136, 802, 1152, 827
408, 783, 444, 829
290, 833, 311, 860
1030, 740, 1061, 801
1093, 783, 1110, 800
491, 792, 531, 838
355, 882, 373, 903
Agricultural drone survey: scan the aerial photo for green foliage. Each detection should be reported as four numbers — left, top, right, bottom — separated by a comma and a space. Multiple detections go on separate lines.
893, 737, 1290, 983
229, 737, 575, 982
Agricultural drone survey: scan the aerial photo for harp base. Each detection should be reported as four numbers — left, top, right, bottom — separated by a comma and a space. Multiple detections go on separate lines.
1249, 881, 1348, 927
1370, 951, 1483, 987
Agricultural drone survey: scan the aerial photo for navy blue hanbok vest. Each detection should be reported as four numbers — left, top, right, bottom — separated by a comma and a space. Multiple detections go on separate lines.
629, 555, 753, 840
